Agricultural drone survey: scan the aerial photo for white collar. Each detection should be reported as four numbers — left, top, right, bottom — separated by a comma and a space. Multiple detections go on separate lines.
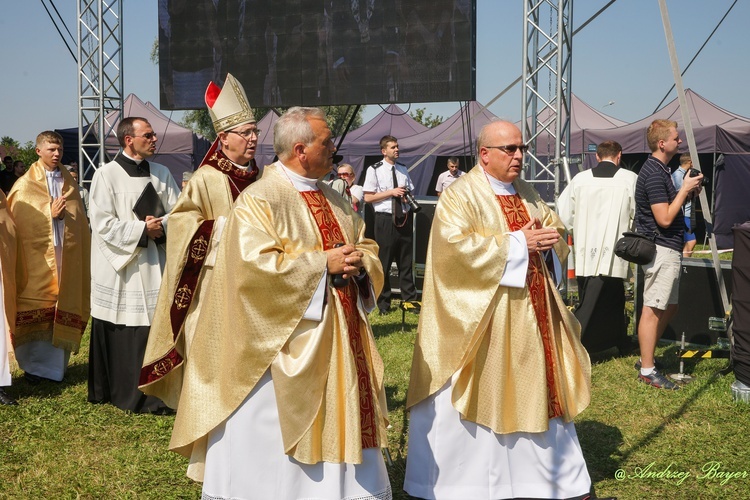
481, 166, 516, 195
122, 151, 144, 165
279, 162, 319, 192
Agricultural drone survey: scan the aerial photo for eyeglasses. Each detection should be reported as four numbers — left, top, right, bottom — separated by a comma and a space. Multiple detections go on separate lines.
134, 132, 158, 140
485, 144, 529, 155
228, 128, 261, 139
338, 172, 354, 178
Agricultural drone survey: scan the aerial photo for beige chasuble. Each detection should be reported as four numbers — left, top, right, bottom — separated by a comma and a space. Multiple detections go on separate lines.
407, 165, 591, 434
169, 163, 388, 480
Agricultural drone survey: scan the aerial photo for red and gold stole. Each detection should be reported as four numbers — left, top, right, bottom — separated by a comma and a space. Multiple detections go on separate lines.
168, 152, 258, 341
497, 194, 564, 419
300, 190, 378, 449
205, 151, 259, 199
140, 152, 259, 386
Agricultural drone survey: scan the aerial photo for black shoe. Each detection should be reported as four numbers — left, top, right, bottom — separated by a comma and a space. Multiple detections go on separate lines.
378, 308, 390, 316
23, 372, 43, 385
0, 388, 18, 406
638, 369, 680, 390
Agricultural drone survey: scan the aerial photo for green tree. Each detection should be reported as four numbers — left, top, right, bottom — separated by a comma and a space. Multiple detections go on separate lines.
410, 107, 444, 128
180, 110, 217, 141
0, 135, 20, 162
321, 105, 364, 137
1, 136, 20, 150
16, 141, 39, 167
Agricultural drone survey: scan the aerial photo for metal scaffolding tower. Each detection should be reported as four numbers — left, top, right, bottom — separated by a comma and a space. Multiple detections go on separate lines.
521, 0, 573, 203
77, 0, 123, 184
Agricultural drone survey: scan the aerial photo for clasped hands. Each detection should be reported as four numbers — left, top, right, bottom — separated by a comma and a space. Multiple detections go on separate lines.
145, 215, 164, 240
521, 217, 560, 254
326, 243, 363, 279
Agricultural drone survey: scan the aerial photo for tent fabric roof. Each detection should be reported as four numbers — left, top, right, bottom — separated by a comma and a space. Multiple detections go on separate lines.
255, 109, 280, 169
398, 101, 497, 157
383, 101, 499, 194
335, 104, 428, 157
583, 89, 750, 154
521, 94, 627, 155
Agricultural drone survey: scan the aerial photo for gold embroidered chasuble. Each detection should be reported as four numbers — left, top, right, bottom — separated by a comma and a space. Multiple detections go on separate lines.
139, 151, 258, 408
7, 161, 90, 351
0, 190, 23, 348
169, 163, 387, 480
406, 165, 591, 434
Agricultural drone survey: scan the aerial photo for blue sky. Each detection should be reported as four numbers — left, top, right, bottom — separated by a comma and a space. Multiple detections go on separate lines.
1, 0, 748, 145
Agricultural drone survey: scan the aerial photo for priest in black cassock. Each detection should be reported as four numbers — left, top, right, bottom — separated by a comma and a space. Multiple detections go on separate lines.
88, 117, 180, 413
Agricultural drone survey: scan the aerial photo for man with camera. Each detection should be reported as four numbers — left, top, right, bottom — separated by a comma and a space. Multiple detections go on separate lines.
671, 153, 698, 257
635, 120, 703, 390
363, 135, 419, 315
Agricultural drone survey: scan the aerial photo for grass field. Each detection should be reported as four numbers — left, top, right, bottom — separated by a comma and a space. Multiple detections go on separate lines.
1, 305, 748, 499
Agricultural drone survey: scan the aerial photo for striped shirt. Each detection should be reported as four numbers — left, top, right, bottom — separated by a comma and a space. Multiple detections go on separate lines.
635, 156, 683, 252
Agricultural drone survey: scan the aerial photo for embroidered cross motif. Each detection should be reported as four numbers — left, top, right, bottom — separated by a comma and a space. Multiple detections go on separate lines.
174, 284, 193, 310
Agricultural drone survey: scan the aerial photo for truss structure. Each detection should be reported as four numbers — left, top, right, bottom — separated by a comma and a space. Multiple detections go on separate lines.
521, 0, 573, 202
77, 0, 123, 184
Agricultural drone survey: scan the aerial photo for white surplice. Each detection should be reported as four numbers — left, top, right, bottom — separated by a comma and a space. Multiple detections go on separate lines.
89, 159, 180, 326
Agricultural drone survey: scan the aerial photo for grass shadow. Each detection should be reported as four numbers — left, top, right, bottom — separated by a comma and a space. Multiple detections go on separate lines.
576, 420, 624, 483
613, 363, 728, 467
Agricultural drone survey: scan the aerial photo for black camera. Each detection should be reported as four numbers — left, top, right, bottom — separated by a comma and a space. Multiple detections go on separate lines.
688, 168, 709, 186
403, 189, 422, 213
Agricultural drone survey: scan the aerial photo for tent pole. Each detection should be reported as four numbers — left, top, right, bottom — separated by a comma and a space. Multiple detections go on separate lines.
658, 0, 730, 317
335, 105, 362, 154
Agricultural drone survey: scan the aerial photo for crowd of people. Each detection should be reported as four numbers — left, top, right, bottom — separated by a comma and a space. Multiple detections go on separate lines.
0, 69, 705, 497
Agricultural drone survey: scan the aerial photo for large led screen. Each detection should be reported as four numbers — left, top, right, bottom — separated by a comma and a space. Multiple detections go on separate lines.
159, 0, 476, 109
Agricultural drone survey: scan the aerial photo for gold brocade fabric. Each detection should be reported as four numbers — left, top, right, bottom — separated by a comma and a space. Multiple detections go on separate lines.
299, 190, 379, 450
497, 193, 564, 420
0, 190, 24, 345
140, 162, 241, 409
7, 161, 90, 352
406, 165, 591, 434
169, 163, 387, 479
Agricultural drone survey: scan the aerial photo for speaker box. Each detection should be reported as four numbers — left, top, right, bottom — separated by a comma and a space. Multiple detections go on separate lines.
412, 197, 438, 297
731, 222, 750, 385
635, 257, 733, 345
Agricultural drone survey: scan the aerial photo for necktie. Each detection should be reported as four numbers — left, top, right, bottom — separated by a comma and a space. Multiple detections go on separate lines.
391, 166, 403, 224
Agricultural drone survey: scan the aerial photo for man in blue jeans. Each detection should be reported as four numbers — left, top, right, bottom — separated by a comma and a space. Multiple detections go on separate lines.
671, 153, 697, 257
634, 120, 703, 390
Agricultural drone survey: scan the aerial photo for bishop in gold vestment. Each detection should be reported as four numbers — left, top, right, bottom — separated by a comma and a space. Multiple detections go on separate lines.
170, 108, 391, 500
140, 73, 260, 408
404, 121, 593, 500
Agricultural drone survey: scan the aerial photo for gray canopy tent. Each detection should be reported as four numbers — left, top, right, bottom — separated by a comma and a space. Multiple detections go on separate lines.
334, 104, 428, 184
581, 89, 750, 248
